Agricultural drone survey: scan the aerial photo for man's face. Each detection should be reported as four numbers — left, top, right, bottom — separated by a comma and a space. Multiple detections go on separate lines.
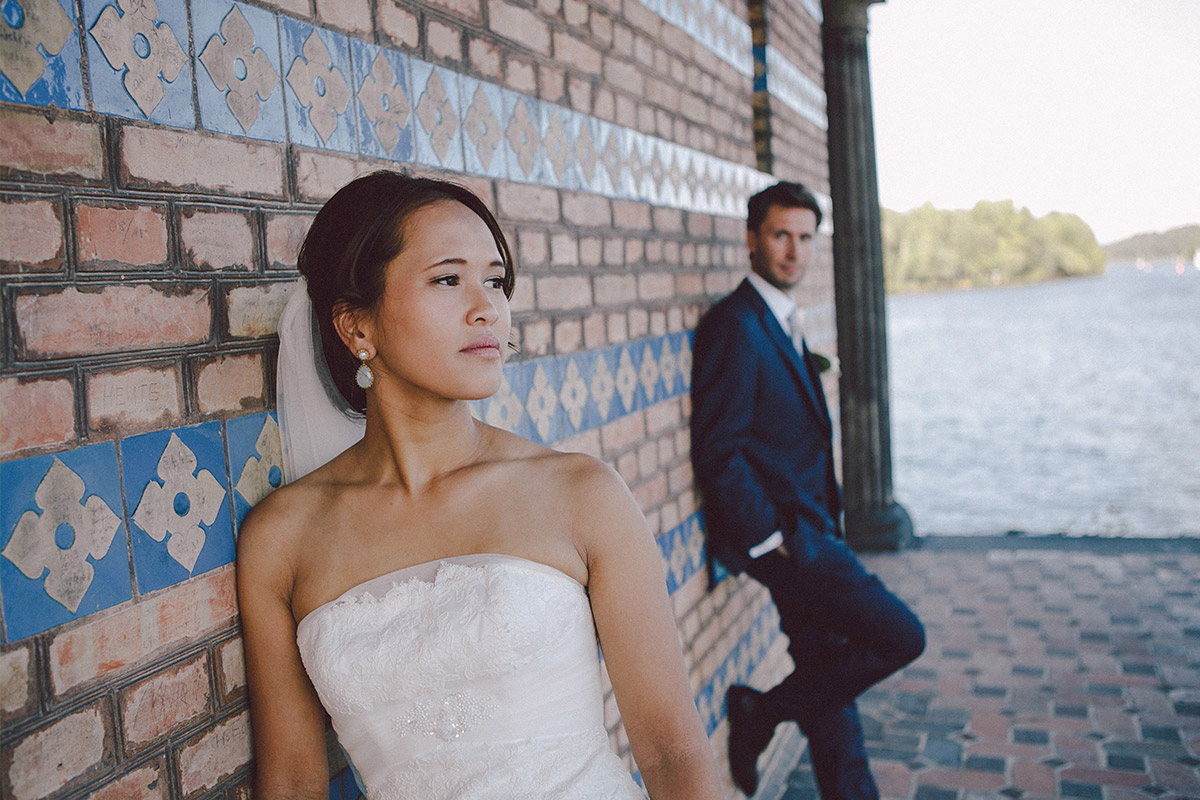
747, 205, 817, 290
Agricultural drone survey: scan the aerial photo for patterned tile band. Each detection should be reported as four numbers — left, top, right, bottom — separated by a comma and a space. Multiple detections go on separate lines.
0, 331, 704, 641
0, 0, 792, 217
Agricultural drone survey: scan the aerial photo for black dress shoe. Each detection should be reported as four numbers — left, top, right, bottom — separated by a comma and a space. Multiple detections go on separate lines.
726, 684, 772, 796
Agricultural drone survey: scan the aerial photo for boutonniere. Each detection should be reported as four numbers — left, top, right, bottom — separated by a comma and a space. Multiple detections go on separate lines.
811, 352, 840, 377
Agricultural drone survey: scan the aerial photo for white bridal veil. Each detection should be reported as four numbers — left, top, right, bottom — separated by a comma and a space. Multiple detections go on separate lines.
276, 280, 366, 482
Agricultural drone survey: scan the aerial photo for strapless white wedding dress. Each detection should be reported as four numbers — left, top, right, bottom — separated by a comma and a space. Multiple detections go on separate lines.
297, 553, 646, 799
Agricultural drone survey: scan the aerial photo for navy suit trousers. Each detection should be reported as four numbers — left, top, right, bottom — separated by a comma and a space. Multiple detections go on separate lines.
744, 536, 925, 799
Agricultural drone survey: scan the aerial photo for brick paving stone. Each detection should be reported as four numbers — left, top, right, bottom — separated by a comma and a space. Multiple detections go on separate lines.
765, 539, 1200, 800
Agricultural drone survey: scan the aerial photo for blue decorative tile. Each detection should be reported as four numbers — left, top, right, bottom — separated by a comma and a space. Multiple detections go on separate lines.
539, 103, 577, 189
121, 422, 234, 594
82, 0, 194, 127
0, 0, 87, 110
193, 0, 285, 141
458, 75, 507, 180
652, 137, 679, 208
627, 129, 657, 205
481, 360, 527, 436
556, 351, 594, 438
349, 38, 413, 163
280, 17, 356, 153
569, 111, 602, 193
635, 338, 664, 407
0, 442, 132, 641
613, 341, 644, 416
588, 346, 620, 426
523, 357, 562, 445
227, 412, 282, 530
410, 58, 463, 172
501, 88, 542, 184
589, 118, 618, 199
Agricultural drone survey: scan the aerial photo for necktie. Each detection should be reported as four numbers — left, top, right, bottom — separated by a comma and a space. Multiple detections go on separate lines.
787, 307, 805, 355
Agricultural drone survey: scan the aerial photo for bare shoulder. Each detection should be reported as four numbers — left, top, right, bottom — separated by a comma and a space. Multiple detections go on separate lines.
236, 477, 332, 592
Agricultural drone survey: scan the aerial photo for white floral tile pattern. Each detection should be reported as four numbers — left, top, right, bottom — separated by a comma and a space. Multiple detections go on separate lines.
280, 17, 356, 152
0, 442, 132, 640
764, 45, 828, 131
194, 0, 285, 141
83, 0, 194, 127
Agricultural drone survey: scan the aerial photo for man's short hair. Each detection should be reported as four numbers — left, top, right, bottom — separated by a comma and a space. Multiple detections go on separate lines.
747, 182, 823, 232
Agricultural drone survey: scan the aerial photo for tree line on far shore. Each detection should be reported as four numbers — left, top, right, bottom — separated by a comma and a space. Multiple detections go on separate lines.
881, 201, 1106, 293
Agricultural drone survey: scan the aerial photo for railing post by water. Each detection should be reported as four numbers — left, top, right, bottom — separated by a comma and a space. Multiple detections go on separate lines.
822, 0, 913, 550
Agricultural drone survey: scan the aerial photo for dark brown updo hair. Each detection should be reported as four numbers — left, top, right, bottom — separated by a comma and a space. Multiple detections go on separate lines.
297, 171, 515, 414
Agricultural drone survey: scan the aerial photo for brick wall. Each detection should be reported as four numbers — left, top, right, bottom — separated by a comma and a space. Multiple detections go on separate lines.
0, 0, 832, 796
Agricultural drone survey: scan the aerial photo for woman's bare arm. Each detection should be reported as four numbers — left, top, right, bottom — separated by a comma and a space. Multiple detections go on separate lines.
237, 499, 330, 799
571, 457, 722, 799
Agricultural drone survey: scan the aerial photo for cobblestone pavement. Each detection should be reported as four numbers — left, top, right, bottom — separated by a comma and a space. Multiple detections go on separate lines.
762, 537, 1200, 800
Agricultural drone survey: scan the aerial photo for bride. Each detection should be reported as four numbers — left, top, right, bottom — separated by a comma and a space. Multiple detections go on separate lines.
237, 171, 721, 798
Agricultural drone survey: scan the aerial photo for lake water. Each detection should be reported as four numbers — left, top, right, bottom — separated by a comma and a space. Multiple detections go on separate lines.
886, 262, 1200, 537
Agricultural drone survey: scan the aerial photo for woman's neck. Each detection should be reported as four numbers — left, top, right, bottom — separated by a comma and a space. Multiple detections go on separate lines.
355, 393, 488, 495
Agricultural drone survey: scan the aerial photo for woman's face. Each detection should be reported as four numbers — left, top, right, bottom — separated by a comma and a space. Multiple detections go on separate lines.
365, 199, 511, 403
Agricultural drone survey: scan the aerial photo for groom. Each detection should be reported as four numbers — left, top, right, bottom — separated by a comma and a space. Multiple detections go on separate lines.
690, 181, 924, 798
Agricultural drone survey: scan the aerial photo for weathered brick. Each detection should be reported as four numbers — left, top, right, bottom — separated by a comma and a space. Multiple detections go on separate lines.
378, 1, 420, 47
554, 30, 602, 75
87, 363, 182, 435
4, 704, 112, 800
562, 192, 612, 227
14, 284, 211, 359
536, 274, 592, 310
538, 63, 566, 104
121, 126, 285, 198
549, 232, 577, 266
686, 212, 714, 238
469, 36, 502, 80
120, 654, 211, 751
0, 109, 104, 181
265, 212, 315, 270
86, 761, 167, 800
563, 0, 588, 27
487, 0, 550, 55
567, 75, 592, 113
638, 271, 674, 300
178, 711, 252, 797
505, 56, 537, 94
653, 205, 684, 233
49, 568, 237, 697
75, 202, 169, 270
554, 317, 583, 353
604, 57, 644, 96
0, 196, 63, 270
180, 208, 255, 271
315, 0, 372, 32
0, 375, 75, 456
602, 236, 624, 266
216, 637, 245, 705
613, 199, 652, 231
195, 353, 266, 415
517, 228, 548, 267
428, 18, 463, 61
294, 148, 366, 202
600, 410, 646, 453
519, 318, 552, 357
1, 644, 34, 719
497, 182, 559, 223
226, 282, 296, 339
606, 311, 628, 343
594, 273, 636, 305
583, 311, 606, 348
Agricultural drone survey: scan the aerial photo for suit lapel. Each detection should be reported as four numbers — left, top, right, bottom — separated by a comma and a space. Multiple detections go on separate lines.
736, 281, 831, 430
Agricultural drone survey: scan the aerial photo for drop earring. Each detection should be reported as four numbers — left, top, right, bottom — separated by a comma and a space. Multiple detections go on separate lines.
355, 349, 374, 389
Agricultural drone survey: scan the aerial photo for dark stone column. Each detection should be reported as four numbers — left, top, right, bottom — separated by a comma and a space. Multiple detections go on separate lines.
822, 0, 913, 550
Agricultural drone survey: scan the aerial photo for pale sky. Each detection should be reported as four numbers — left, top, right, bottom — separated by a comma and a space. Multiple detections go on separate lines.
867, 0, 1200, 245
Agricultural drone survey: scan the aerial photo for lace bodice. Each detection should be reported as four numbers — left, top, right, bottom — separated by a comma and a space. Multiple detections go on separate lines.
296, 554, 646, 799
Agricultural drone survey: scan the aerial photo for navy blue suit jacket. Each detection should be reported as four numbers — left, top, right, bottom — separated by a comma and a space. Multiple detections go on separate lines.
690, 279, 842, 575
